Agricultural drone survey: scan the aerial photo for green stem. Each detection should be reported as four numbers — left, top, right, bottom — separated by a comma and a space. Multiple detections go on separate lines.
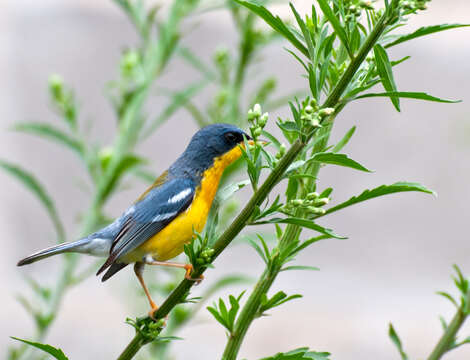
220, 4, 400, 358
427, 291, 470, 360
222, 265, 280, 360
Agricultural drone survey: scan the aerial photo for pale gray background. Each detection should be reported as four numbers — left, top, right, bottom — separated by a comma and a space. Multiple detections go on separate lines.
1, 1, 470, 359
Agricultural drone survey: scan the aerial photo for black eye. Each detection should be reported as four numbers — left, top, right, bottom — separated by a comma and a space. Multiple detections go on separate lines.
224, 132, 239, 143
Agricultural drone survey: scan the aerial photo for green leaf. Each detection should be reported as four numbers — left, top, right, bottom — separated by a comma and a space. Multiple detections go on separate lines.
207, 306, 228, 330
385, 24, 470, 48
332, 126, 356, 153
319, 182, 435, 217
290, 4, 315, 61
310, 152, 371, 172
215, 180, 250, 204
260, 347, 331, 360
316, 0, 352, 59
12, 122, 83, 155
288, 235, 332, 258
11, 337, 69, 360
436, 291, 458, 308
101, 154, 145, 202
388, 324, 408, 360
0, 160, 64, 241
278, 121, 301, 133
353, 91, 460, 104
374, 44, 400, 111
235, 0, 309, 58
261, 130, 281, 150
249, 239, 268, 264
281, 265, 320, 272
252, 217, 346, 239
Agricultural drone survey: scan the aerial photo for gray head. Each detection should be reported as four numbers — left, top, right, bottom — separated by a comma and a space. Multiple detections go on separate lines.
169, 123, 250, 181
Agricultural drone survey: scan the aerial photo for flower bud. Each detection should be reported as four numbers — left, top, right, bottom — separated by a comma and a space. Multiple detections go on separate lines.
310, 117, 321, 128
49, 74, 64, 100
308, 207, 326, 215
253, 103, 262, 117
314, 197, 330, 207
247, 109, 255, 122
259, 112, 268, 127
304, 105, 314, 114
307, 192, 319, 200
319, 107, 335, 117
309, 98, 318, 109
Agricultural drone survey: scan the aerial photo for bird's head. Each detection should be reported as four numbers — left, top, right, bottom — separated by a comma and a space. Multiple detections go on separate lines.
170, 123, 251, 180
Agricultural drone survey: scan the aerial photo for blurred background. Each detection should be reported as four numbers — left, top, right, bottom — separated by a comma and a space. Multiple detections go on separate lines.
2, 0, 470, 359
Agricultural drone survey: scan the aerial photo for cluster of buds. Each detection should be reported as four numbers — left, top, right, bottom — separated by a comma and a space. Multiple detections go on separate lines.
281, 192, 330, 216
300, 98, 335, 129
48, 74, 76, 124
196, 248, 215, 265
345, 0, 376, 21
247, 103, 268, 140
399, 0, 430, 12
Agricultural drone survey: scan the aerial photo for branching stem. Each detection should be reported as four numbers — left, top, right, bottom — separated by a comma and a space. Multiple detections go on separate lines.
427, 290, 470, 360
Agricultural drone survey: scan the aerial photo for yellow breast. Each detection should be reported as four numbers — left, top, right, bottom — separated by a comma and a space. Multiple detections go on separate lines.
125, 145, 243, 263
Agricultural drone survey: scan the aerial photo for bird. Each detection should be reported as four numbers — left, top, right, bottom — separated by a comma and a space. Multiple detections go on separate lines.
17, 123, 251, 317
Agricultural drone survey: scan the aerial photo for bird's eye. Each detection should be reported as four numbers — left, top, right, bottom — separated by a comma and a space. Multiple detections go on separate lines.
224, 132, 238, 143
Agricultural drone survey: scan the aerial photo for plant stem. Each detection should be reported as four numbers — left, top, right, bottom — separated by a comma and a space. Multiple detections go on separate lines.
222, 264, 281, 359
427, 290, 470, 360
220, 3, 400, 358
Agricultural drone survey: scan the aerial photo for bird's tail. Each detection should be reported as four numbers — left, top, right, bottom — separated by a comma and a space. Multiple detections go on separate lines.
17, 237, 110, 266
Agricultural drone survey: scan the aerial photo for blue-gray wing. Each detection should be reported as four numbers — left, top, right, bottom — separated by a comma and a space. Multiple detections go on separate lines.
96, 177, 195, 278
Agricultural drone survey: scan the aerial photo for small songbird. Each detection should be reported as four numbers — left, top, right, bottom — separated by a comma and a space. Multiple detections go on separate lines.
17, 123, 250, 316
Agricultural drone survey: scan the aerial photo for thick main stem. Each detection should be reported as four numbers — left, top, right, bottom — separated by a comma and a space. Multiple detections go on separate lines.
220, 4, 399, 359
427, 290, 470, 360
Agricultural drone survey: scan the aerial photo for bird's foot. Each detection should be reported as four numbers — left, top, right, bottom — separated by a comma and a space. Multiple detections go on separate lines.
148, 305, 168, 326
184, 264, 204, 285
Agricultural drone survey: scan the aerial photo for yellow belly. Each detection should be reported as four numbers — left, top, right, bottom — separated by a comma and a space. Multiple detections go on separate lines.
122, 145, 243, 263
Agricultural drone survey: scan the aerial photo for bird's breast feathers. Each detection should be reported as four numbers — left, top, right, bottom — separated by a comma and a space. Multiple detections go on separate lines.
123, 145, 243, 262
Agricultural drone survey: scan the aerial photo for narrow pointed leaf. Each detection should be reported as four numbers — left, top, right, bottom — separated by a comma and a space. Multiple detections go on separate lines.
388, 324, 408, 360
374, 44, 400, 111
281, 265, 320, 272
319, 182, 435, 217
385, 24, 470, 48
0, 160, 64, 240
290, 4, 315, 61
332, 126, 356, 153
353, 91, 460, 104
316, 0, 352, 58
13, 122, 83, 155
310, 152, 371, 172
207, 306, 228, 329
235, 0, 309, 58
251, 217, 346, 239
11, 337, 69, 360
436, 291, 458, 308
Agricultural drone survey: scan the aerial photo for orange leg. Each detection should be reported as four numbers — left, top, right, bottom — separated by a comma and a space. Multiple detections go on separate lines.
134, 262, 160, 320
144, 259, 204, 284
